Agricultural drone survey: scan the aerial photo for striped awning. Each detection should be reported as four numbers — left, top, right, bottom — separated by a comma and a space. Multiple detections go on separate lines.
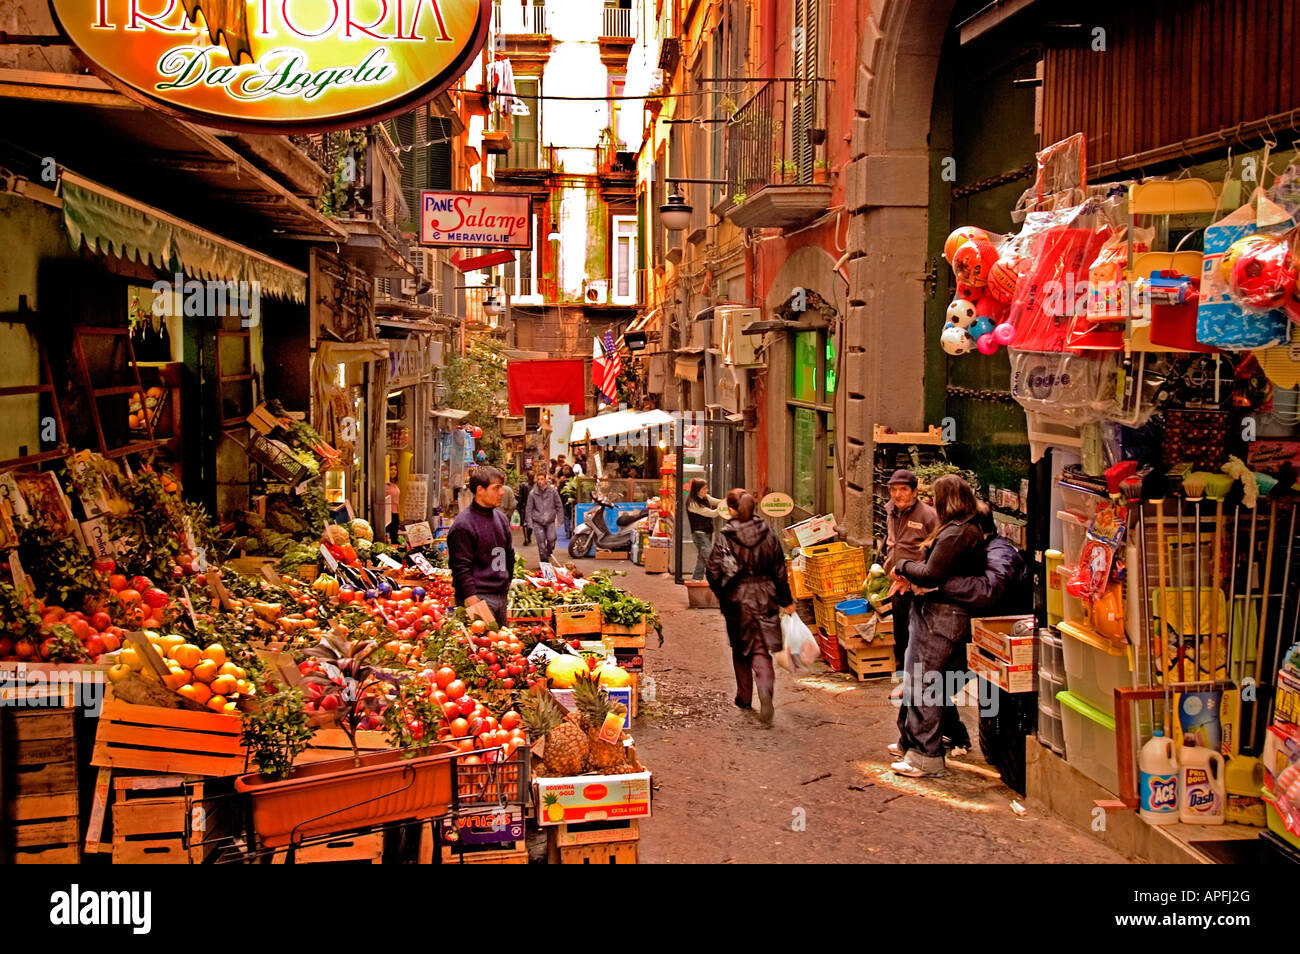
59, 171, 306, 302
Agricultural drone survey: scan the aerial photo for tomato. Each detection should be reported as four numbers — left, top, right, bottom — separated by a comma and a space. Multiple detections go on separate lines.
14, 638, 36, 659
501, 678, 514, 689
456, 740, 476, 753
38, 637, 56, 660
129, 575, 152, 593
431, 689, 448, 705
107, 574, 128, 592
462, 754, 483, 765
69, 619, 92, 641
84, 634, 106, 657
338, 588, 357, 604
444, 679, 467, 700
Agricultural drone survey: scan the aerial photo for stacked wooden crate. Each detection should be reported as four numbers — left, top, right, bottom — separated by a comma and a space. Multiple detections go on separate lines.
546, 818, 640, 865
3, 704, 81, 864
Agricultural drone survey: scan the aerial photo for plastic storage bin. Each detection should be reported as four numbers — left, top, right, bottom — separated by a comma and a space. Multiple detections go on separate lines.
1038, 668, 1064, 717
1056, 690, 1119, 795
1039, 627, 1066, 681
1059, 621, 1131, 717
1058, 481, 1106, 521
1037, 703, 1065, 755
1058, 510, 1089, 567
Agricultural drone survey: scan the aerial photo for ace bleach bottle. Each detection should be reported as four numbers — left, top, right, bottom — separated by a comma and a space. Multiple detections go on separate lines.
1139, 730, 1179, 825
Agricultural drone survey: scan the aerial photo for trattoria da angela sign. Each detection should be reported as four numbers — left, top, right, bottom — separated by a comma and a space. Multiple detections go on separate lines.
51, 0, 491, 133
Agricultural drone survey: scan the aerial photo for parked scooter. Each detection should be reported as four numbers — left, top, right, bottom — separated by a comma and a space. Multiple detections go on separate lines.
569, 494, 653, 558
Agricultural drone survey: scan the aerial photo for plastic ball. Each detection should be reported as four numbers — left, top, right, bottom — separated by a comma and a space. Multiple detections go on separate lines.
952, 239, 998, 288
955, 281, 979, 301
987, 255, 1027, 303
977, 334, 998, 355
940, 324, 976, 356
993, 321, 1015, 346
945, 299, 978, 329
970, 316, 996, 339
472, 426, 483, 439
943, 226, 990, 264
1228, 234, 1296, 309
475, 450, 486, 463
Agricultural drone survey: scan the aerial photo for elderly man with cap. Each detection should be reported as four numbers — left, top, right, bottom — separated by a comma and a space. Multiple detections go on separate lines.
884, 469, 938, 681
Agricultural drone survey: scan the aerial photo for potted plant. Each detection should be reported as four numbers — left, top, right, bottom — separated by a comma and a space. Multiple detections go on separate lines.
813, 160, 830, 184
234, 633, 457, 848
240, 687, 318, 782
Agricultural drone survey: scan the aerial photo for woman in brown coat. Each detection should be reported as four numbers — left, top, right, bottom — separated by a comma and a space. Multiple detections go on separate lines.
706, 489, 795, 726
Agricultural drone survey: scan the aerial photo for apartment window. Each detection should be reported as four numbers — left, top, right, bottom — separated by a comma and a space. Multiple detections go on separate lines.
506, 217, 540, 301
609, 77, 625, 146
788, 328, 836, 514
710, 26, 725, 209
611, 215, 637, 304
792, 0, 822, 181
508, 77, 540, 168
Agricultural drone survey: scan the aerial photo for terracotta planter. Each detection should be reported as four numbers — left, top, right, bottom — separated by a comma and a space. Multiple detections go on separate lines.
235, 746, 456, 848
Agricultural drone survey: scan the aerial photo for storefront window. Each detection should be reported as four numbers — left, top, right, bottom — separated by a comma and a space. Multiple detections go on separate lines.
792, 406, 816, 512
792, 331, 818, 403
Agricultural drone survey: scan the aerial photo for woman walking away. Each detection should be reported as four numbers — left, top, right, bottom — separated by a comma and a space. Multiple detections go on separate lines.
889, 474, 985, 777
518, 472, 533, 545
686, 478, 725, 580
706, 489, 796, 726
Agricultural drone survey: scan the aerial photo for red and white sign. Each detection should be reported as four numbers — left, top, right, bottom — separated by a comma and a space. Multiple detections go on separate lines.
420, 191, 532, 249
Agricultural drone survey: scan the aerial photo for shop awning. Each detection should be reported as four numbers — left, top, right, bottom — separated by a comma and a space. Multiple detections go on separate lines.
59, 170, 307, 302
568, 409, 674, 445
431, 408, 470, 420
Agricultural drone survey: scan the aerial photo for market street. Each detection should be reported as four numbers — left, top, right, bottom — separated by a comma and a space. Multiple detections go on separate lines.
565, 552, 1127, 864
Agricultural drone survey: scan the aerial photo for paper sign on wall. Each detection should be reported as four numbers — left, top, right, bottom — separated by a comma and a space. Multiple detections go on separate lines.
404, 475, 430, 522
406, 521, 434, 548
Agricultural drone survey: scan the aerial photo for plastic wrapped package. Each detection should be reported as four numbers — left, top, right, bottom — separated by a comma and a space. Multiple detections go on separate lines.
1198, 192, 1292, 349
1008, 348, 1122, 426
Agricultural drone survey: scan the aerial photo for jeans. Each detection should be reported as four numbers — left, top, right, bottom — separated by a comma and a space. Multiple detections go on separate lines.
533, 523, 558, 564
896, 617, 968, 764
892, 591, 912, 672
691, 529, 713, 580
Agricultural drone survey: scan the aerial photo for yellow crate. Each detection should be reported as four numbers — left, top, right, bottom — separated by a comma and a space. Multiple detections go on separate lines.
803, 542, 866, 599
813, 596, 841, 635
788, 563, 812, 600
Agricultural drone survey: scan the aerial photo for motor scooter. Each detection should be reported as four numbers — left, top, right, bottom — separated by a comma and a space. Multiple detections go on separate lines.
568, 494, 653, 558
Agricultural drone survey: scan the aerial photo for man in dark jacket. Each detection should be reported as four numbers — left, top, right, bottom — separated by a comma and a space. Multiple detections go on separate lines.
524, 472, 563, 564
447, 466, 514, 625
884, 469, 938, 675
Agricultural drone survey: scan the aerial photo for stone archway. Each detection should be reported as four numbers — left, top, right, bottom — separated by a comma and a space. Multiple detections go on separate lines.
841, 0, 957, 544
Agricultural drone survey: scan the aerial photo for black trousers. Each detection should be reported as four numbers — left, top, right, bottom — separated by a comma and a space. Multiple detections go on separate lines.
892, 591, 912, 672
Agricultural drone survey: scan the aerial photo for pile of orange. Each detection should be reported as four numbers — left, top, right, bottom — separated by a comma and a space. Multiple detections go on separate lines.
108, 635, 255, 714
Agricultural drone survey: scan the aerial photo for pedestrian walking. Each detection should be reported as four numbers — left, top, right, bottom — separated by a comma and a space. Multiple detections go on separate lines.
883, 469, 938, 679
888, 474, 984, 777
686, 478, 726, 581
706, 489, 796, 727
525, 471, 563, 564
500, 480, 517, 534
446, 466, 515, 626
518, 472, 533, 545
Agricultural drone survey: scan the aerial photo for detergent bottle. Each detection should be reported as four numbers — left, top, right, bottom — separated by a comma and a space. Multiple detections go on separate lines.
1138, 729, 1180, 825
1178, 739, 1226, 825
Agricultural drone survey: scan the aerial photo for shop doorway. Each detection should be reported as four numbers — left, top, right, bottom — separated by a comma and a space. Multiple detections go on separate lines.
673, 411, 743, 584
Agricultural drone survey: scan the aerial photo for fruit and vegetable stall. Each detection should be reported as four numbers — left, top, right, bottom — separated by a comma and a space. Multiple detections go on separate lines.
0, 450, 662, 865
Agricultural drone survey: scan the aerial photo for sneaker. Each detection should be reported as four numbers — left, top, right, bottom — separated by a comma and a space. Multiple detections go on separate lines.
757, 689, 774, 726
887, 742, 905, 758
890, 751, 945, 778
943, 736, 971, 757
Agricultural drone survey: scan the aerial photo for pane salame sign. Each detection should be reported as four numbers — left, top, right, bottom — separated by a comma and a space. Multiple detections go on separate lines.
420, 191, 532, 249
50, 0, 491, 133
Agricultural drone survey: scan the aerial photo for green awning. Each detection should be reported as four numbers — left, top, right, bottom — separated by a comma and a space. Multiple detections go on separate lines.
59, 171, 306, 303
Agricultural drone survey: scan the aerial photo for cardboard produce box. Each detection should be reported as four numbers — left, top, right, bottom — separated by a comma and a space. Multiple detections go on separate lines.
971, 615, 1036, 667
550, 686, 633, 729
534, 772, 652, 826
967, 643, 1034, 694
643, 546, 671, 574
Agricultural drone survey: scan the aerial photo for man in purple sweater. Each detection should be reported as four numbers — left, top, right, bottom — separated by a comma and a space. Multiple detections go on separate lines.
447, 466, 515, 625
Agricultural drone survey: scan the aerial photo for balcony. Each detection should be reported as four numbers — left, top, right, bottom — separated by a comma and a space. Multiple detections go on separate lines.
599, 6, 635, 68
493, 0, 547, 35
723, 81, 831, 231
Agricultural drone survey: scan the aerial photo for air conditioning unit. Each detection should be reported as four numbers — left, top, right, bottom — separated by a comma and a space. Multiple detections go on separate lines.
583, 279, 609, 304
404, 247, 436, 299
715, 306, 762, 367
648, 69, 665, 95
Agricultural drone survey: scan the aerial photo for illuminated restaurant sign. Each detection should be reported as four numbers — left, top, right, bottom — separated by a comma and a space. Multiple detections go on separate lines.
50, 0, 491, 133
420, 190, 532, 249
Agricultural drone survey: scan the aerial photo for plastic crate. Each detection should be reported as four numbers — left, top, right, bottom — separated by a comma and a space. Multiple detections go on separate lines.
451, 745, 530, 810
803, 542, 867, 599
813, 595, 841, 635
817, 629, 846, 672
977, 684, 1037, 796
788, 562, 812, 600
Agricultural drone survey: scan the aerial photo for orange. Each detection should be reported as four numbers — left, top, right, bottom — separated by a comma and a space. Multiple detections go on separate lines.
217, 661, 241, 679
206, 694, 228, 713
176, 684, 198, 701
235, 678, 253, 695
108, 574, 128, 592
201, 644, 228, 667
189, 682, 212, 705
117, 588, 141, 604
163, 669, 189, 691
192, 660, 219, 684
168, 643, 202, 670
222, 701, 239, 714
210, 674, 238, 696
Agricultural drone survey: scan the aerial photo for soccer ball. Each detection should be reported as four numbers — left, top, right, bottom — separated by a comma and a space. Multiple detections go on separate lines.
946, 299, 978, 328
940, 324, 976, 355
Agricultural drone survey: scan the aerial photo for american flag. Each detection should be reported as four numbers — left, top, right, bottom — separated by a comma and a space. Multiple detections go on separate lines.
593, 333, 621, 402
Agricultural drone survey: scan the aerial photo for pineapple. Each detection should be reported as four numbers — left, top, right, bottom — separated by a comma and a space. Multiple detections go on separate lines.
519, 686, 588, 776
572, 670, 628, 772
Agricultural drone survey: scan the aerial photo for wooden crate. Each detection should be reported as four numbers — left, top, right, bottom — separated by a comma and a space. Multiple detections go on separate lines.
595, 549, 628, 560
554, 604, 602, 636
109, 773, 213, 865
844, 642, 894, 681
441, 840, 528, 864
92, 687, 247, 777
546, 829, 638, 864
273, 832, 384, 864
602, 618, 646, 638
551, 819, 639, 848
4, 706, 81, 864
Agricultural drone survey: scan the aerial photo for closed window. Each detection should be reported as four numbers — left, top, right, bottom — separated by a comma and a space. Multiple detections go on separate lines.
612, 215, 637, 304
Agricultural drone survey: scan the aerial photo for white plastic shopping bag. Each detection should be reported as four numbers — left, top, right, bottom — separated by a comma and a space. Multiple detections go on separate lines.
779, 613, 819, 674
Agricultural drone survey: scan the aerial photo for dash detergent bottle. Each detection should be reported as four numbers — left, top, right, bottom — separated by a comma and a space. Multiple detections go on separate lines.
1178, 738, 1226, 825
